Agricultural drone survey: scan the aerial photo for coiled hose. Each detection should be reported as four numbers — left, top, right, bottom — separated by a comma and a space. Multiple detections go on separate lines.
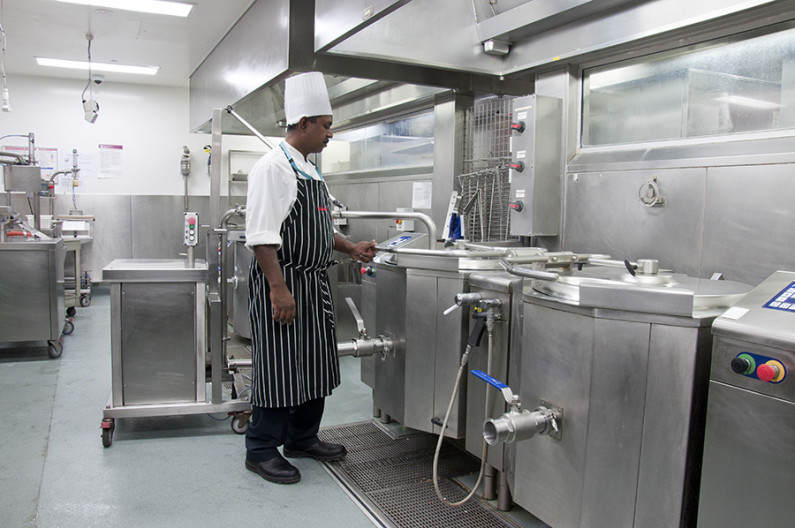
432, 321, 495, 507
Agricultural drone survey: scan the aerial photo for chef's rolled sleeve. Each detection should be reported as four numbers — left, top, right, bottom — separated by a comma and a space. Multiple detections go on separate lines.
245, 147, 297, 250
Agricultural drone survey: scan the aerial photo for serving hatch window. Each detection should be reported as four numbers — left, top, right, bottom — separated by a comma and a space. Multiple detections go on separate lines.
582, 24, 795, 146
320, 111, 434, 175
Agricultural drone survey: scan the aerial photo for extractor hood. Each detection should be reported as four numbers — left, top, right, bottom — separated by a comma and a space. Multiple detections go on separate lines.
191, 0, 794, 134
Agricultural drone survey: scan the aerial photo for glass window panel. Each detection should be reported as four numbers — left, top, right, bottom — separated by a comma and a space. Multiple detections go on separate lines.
321, 111, 434, 174
582, 25, 795, 146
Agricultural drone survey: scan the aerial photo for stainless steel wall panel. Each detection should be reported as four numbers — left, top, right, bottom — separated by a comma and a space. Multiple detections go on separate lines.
327, 181, 380, 244
701, 164, 795, 286
53, 194, 132, 279
562, 169, 706, 277
378, 180, 426, 242
131, 196, 192, 259
134, 196, 212, 261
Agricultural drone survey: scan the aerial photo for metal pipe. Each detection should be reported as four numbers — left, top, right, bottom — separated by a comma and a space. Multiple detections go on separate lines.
500, 260, 560, 282
216, 205, 247, 383
588, 257, 636, 269
498, 470, 512, 511
334, 210, 437, 248
209, 108, 224, 404
484, 464, 497, 501
337, 335, 392, 358
0, 151, 25, 164
376, 246, 509, 258
226, 106, 278, 149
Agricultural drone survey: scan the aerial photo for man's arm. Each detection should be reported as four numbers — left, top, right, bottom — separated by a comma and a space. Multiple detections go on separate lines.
252, 245, 296, 325
334, 233, 377, 263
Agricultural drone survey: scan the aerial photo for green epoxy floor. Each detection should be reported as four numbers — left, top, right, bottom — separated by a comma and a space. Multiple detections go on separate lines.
0, 287, 377, 528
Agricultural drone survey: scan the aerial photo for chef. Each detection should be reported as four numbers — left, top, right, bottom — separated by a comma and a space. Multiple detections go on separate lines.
244, 71, 377, 484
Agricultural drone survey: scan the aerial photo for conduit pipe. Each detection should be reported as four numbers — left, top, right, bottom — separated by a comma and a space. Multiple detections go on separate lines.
333, 210, 436, 248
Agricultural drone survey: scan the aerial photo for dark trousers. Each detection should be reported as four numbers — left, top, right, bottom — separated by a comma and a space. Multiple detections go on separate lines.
245, 397, 325, 462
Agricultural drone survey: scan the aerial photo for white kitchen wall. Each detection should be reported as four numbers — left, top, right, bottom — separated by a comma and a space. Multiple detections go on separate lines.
0, 74, 272, 196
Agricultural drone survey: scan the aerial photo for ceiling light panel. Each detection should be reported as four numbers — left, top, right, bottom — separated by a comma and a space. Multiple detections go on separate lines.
54, 0, 195, 17
37, 57, 159, 75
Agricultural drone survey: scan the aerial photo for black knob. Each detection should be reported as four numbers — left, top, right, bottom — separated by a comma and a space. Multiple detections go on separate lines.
508, 200, 524, 212
731, 357, 751, 374
510, 161, 525, 172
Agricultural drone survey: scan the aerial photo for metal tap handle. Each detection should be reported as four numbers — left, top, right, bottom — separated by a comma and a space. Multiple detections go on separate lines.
345, 297, 367, 337
471, 369, 516, 405
471, 369, 508, 389
443, 303, 460, 316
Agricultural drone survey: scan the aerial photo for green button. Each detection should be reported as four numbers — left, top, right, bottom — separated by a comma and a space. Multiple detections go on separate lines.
738, 353, 756, 375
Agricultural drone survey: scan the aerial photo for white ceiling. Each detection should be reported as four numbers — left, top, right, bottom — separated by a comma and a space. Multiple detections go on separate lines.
0, 0, 255, 87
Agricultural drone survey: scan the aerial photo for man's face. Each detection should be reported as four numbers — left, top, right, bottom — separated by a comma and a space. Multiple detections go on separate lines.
305, 115, 334, 154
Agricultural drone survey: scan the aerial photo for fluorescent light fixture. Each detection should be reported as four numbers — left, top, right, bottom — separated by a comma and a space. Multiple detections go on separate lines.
37, 57, 159, 75
714, 95, 782, 111
54, 0, 195, 17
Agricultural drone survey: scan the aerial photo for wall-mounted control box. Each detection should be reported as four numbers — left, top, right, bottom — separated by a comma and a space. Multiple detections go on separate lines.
508, 95, 563, 237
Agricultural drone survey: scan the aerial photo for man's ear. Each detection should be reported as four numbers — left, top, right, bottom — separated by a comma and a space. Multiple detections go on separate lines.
297, 116, 309, 131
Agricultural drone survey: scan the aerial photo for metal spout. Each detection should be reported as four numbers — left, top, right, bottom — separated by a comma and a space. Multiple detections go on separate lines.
484, 405, 561, 445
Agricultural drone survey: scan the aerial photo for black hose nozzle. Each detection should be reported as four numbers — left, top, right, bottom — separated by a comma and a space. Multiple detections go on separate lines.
468, 313, 488, 347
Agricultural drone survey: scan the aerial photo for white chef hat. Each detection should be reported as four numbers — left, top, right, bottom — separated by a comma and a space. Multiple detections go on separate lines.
284, 72, 332, 126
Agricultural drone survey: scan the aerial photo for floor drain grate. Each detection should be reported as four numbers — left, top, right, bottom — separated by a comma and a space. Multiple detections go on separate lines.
319, 421, 518, 528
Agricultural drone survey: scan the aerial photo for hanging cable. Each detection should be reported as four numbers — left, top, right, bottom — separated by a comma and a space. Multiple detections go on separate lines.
81, 33, 98, 123
1, 0, 11, 112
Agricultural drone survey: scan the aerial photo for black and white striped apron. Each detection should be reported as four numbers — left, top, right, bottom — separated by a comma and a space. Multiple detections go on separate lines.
247, 146, 339, 408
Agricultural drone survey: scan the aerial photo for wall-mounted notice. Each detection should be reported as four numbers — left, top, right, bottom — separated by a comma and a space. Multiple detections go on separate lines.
412, 181, 432, 209
98, 144, 123, 179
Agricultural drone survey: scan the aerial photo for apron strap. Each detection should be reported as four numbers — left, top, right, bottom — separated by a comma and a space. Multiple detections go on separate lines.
279, 142, 324, 181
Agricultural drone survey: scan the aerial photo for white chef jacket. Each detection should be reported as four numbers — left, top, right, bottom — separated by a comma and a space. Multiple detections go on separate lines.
245, 141, 328, 250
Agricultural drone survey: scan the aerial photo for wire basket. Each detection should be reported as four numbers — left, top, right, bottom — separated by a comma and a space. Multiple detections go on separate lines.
459, 97, 515, 242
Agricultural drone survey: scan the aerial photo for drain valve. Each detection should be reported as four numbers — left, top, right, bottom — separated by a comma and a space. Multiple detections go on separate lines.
471, 370, 563, 444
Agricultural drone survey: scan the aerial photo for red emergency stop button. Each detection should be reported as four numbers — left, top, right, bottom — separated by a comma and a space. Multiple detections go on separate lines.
756, 360, 785, 383
188, 217, 196, 225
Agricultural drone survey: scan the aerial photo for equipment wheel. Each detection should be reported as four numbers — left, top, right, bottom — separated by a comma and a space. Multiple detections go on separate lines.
66, 306, 77, 317
80, 295, 91, 307
231, 412, 250, 434
101, 419, 115, 447
48, 340, 63, 359
62, 320, 75, 335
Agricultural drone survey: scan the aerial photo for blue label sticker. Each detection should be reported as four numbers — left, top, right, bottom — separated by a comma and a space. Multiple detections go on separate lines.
763, 281, 795, 313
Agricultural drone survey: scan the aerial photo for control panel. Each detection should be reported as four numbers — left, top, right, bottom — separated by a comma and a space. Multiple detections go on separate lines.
730, 352, 787, 383
508, 94, 563, 237
184, 212, 199, 246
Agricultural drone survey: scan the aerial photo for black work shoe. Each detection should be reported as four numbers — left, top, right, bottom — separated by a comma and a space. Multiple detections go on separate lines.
245, 456, 301, 484
283, 440, 347, 462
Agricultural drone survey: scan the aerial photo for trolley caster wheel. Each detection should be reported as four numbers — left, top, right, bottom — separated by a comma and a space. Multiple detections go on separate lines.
48, 340, 63, 359
62, 320, 75, 336
231, 412, 250, 434
80, 295, 91, 307
101, 419, 115, 447
66, 306, 77, 317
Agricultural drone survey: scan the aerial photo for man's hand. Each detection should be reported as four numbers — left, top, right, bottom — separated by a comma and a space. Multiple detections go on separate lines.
350, 240, 377, 263
269, 284, 296, 325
